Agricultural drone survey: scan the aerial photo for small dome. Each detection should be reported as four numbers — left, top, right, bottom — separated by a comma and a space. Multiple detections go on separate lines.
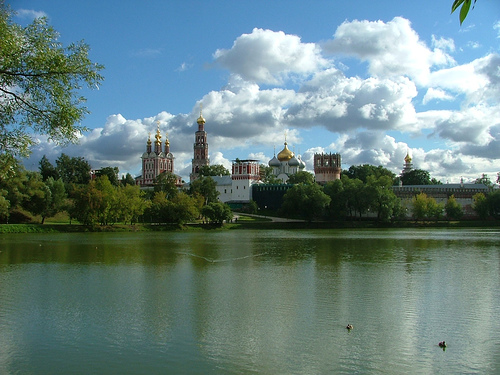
288, 155, 300, 167
298, 157, 306, 169
269, 155, 281, 167
277, 142, 294, 162
404, 152, 412, 163
197, 114, 206, 125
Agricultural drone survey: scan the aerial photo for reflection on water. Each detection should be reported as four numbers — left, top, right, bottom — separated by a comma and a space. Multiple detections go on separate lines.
0, 229, 499, 374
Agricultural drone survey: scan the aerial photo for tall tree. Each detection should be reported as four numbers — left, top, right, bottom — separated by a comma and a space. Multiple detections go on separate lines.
39, 155, 59, 181
153, 171, 178, 198
55, 153, 91, 185
400, 169, 432, 185
0, 3, 104, 156
96, 167, 119, 186
281, 183, 331, 221
343, 164, 396, 184
189, 176, 219, 205
287, 171, 315, 185
445, 195, 463, 220
198, 164, 230, 177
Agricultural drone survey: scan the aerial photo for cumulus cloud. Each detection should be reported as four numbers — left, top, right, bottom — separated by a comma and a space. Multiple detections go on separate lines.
323, 17, 455, 85
23, 17, 500, 183
214, 28, 329, 84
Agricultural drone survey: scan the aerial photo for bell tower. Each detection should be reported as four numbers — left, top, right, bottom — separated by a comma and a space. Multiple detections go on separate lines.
190, 105, 209, 182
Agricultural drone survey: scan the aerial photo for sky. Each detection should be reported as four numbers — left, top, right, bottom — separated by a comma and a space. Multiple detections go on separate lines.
10, 0, 500, 183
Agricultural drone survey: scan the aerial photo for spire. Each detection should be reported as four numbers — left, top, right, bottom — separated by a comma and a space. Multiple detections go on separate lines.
154, 121, 162, 154
164, 132, 170, 154
146, 132, 152, 153
197, 103, 206, 127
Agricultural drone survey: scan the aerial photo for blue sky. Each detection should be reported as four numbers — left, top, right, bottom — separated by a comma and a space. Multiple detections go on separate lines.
10, 0, 500, 183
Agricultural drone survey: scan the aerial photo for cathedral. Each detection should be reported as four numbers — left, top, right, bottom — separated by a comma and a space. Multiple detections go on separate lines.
268, 140, 306, 183
136, 122, 182, 187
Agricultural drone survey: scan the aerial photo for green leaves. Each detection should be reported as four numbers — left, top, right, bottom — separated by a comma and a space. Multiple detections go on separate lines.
451, 0, 477, 25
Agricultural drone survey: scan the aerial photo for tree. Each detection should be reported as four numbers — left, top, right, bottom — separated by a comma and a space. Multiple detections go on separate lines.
287, 171, 315, 185
153, 171, 178, 198
39, 155, 58, 181
121, 173, 136, 186
323, 179, 347, 219
259, 164, 282, 184
281, 183, 331, 221
474, 174, 494, 190
201, 202, 233, 225
55, 153, 91, 185
366, 175, 401, 222
487, 190, 500, 219
343, 164, 396, 184
445, 195, 463, 220
198, 164, 230, 177
412, 193, 443, 221
189, 176, 219, 205
400, 169, 432, 185
0, 190, 9, 222
452, 0, 477, 25
117, 184, 149, 224
472, 192, 489, 219
96, 167, 119, 186
0, 4, 104, 156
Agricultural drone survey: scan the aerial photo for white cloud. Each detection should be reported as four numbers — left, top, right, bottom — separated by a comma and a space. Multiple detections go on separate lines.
214, 28, 329, 84
323, 17, 455, 85
422, 88, 454, 105
15, 9, 47, 20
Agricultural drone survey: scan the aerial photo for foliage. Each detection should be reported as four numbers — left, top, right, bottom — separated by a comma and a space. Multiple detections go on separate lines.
281, 183, 331, 221
39, 155, 59, 181
153, 171, 178, 198
400, 169, 432, 186
96, 166, 119, 186
472, 193, 489, 219
323, 179, 346, 219
259, 164, 282, 184
201, 202, 233, 225
343, 164, 396, 184
366, 175, 402, 222
189, 176, 219, 205
452, 0, 477, 25
445, 195, 463, 220
487, 190, 500, 219
0, 189, 9, 222
198, 164, 230, 177
474, 174, 494, 190
412, 193, 443, 221
118, 184, 149, 224
0, 4, 104, 156
121, 173, 136, 186
286, 171, 315, 185
56, 153, 91, 185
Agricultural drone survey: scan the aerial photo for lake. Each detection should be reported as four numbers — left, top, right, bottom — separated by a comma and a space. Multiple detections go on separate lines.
1, 228, 499, 374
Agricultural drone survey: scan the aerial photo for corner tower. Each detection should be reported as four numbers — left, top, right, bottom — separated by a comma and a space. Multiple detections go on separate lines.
190, 106, 209, 182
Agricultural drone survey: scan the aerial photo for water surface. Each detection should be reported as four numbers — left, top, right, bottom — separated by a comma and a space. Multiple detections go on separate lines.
1, 228, 499, 374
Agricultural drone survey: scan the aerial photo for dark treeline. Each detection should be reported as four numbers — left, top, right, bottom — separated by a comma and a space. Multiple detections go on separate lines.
0, 154, 232, 226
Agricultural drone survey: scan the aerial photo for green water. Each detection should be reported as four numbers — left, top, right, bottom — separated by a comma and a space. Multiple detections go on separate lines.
1, 229, 499, 374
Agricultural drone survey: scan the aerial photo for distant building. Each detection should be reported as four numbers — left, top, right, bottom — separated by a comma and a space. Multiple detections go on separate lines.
402, 151, 413, 175
314, 152, 341, 185
268, 140, 305, 183
190, 108, 209, 182
213, 159, 260, 205
136, 122, 182, 187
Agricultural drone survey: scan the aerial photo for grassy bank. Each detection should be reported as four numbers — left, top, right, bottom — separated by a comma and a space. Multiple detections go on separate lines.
2, 217, 498, 233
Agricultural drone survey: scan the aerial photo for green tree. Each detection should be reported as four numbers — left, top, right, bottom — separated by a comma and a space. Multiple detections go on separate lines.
445, 195, 463, 220
452, 0, 477, 25
281, 183, 331, 221
189, 176, 219, 205
153, 171, 178, 198
202, 202, 232, 225
474, 174, 494, 190
472, 192, 489, 219
287, 171, 315, 185
259, 164, 282, 184
400, 169, 432, 185
0, 154, 27, 209
0, 189, 9, 222
323, 179, 347, 219
412, 193, 443, 221
198, 164, 230, 177
343, 164, 396, 184
56, 153, 91, 185
367, 175, 400, 222
96, 166, 119, 186
117, 184, 149, 224
0, 4, 104, 156
121, 173, 136, 186
39, 155, 58, 181
487, 190, 500, 219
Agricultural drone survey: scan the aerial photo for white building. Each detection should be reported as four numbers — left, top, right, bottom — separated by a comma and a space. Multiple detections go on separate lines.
213, 160, 260, 204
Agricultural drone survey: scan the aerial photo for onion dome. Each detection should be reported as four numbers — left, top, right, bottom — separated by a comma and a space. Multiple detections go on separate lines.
298, 156, 306, 169
269, 155, 280, 167
197, 114, 206, 125
277, 142, 294, 162
404, 152, 412, 163
288, 155, 300, 167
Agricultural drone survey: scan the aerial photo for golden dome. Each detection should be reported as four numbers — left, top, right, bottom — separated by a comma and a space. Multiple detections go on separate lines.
277, 142, 294, 162
404, 152, 412, 163
197, 114, 205, 125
